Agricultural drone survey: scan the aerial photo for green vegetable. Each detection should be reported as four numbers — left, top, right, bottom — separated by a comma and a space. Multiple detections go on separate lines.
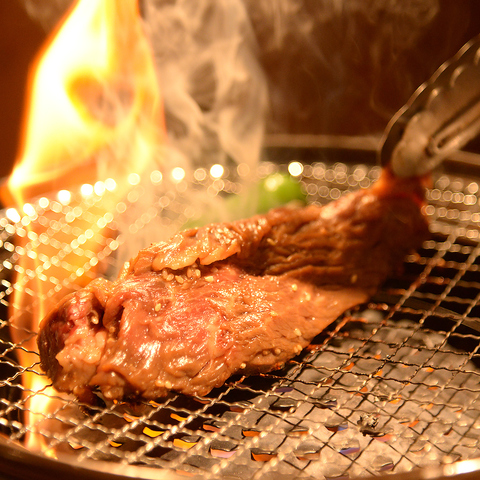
256, 172, 305, 214
183, 171, 306, 229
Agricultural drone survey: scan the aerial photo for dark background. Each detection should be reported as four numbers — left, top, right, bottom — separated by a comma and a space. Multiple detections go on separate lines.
2, 1, 480, 181
0, 1, 45, 179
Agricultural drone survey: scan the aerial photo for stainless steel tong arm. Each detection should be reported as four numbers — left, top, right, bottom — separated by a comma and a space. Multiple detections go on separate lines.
379, 34, 480, 177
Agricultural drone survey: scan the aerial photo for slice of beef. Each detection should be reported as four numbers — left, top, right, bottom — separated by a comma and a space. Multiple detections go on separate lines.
37, 169, 429, 402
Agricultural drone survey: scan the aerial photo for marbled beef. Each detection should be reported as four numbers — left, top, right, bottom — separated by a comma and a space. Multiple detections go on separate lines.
37, 169, 428, 402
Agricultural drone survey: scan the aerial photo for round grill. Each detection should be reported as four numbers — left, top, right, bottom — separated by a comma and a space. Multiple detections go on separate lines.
1, 151, 480, 479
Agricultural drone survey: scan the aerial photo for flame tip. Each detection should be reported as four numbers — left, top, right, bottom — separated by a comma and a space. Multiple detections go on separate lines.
10, 0, 164, 203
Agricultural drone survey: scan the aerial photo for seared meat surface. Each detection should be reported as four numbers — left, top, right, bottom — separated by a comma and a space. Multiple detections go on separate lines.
38, 170, 428, 402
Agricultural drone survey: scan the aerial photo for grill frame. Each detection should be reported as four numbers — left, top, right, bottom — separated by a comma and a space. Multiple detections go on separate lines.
2, 145, 480, 479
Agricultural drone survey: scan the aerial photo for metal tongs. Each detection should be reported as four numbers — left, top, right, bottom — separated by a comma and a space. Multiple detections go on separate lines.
379, 34, 480, 177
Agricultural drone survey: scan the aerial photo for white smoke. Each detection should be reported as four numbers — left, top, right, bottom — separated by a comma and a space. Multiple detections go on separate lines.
20, 0, 268, 174
20, 0, 72, 31
243, 0, 444, 134
144, 0, 268, 172
21, 0, 475, 142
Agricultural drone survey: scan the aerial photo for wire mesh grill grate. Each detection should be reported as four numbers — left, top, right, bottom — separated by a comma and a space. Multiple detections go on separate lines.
1, 158, 480, 479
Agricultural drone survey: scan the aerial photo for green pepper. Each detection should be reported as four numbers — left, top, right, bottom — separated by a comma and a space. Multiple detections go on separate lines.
256, 172, 306, 214
183, 171, 306, 229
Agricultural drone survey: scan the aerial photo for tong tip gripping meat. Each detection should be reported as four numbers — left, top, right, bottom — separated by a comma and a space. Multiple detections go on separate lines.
379, 34, 480, 178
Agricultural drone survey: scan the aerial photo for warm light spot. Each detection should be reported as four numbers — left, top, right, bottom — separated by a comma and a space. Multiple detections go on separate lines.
51, 201, 62, 213
57, 189, 72, 205
150, 170, 163, 184
171, 167, 186, 183
38, 197, 50, 209
96, 217, 107, 229
94, 181, 106, 196
23, 203, 36, 217
194, 168, 206, 182
128, 172, 140, 185
210, 163, 224, 178
116, 202, 127, 214
6, 208, 21, 223
80, 183, 94, 197
448, 459, 480, 475
4, 242, 14, 253
288, 161, 303, 177
237, 162, 250, 177
127, 189, 139, 204
104, 178, 117, 191
264, 173, 283, 192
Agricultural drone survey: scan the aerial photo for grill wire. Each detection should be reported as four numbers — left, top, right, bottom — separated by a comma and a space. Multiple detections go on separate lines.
1, 155, 480, 479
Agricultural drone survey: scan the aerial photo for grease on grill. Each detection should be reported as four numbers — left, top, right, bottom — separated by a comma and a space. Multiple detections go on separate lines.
286, 426, 309, 437
294, 444, 321, 461
203, 420, 226, 433
209, 440, 237, 459
270, 397, 297, 412
373, 456, 395, 472
339, 440, 361, 457
325, 420, 348, 433
143, 425, 164, 438
251, 448, 278, 462
312, 395, 338, 409
173, 435, 201, 450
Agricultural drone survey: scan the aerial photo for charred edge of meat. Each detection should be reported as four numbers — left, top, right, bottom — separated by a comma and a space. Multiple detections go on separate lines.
37, 289, 106, 394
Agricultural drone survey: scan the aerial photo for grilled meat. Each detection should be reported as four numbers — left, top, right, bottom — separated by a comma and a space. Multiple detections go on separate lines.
37, 170, 428, 402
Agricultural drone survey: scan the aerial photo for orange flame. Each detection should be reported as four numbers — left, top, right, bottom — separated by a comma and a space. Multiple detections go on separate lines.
5, 0, 164, 452
8, 0, 162, 203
